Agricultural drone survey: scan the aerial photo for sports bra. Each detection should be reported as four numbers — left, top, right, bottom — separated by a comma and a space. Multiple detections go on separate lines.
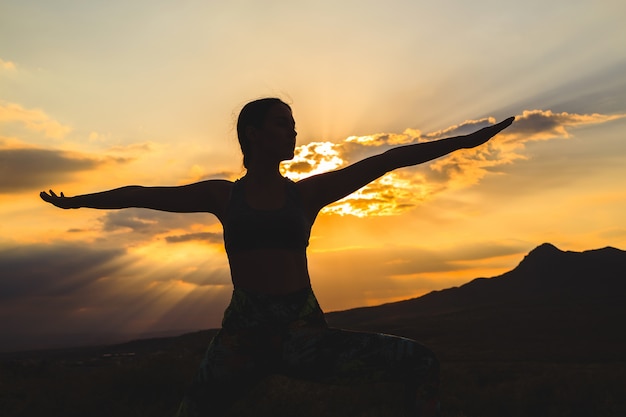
223, 178, 312, 254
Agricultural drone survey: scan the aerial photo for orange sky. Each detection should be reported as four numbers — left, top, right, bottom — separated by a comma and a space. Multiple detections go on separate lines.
1, 0, 626, 351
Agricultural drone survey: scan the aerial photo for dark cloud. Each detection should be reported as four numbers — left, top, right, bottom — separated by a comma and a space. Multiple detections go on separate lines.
288, 161, 315, 174
510, 111, 563, 135
99, 208, 217, 236
340, 141, 380, 163
446, 241, 529, 264
423, 118, 494, 140
165, 232, 222, 244
101, 209, 160, 233
202, 171, 241, 180
0, 243, 125, 301
501, 110, 623, 143
0, 147, 129, 193
0, 241, 232, 351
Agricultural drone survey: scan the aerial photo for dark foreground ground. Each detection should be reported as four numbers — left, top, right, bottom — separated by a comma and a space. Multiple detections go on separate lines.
1, 328, 625, 417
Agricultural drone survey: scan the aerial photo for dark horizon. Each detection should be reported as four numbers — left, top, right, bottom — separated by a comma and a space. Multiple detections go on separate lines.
4, 242, 624, 355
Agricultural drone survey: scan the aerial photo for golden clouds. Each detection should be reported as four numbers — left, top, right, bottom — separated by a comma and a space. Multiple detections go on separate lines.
0, 59, 16, 71
281, 141, 345, 180
0, 101, 72, 139
283, 110, 626, 217
322, 172, 427, 217
346, 128, 420, 146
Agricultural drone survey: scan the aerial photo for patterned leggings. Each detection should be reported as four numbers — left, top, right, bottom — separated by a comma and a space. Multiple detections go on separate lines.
176, 287, 439, 417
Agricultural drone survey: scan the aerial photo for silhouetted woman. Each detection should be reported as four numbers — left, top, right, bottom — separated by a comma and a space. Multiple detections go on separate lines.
41, 98, 513, 416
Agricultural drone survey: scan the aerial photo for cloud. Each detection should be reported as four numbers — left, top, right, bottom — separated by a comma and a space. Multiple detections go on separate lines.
428, 110, 625, 190
0, 101, 72, 139
100, 209, 162, 234
282, 141, 345, 178
501, 109, 623, 142
98, 208, 217, 237
93, 208, 225, 255
0, 243, 125, 301
0, 58, 16, 71
165, 232, 222, 244
107, 141, 155, 154
0, 144, 129, 193
283, 110, 626, 217
600, 229, 626, 240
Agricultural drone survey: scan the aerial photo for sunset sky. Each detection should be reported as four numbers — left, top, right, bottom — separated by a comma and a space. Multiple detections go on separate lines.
1, 0, 626, 351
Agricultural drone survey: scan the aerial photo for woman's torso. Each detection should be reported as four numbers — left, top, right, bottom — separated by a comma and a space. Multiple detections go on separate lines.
218, 177, 315, 294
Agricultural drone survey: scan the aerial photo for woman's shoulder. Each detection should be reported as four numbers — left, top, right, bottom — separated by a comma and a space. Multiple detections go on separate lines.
191, 178, 235, 192
184, 179, 236, 217
205, 179, 236, 201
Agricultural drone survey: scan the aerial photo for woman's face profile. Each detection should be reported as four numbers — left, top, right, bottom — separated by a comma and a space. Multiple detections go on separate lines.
255, 103, 297, 162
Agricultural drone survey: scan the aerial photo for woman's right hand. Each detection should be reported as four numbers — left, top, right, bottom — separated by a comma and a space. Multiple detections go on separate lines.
462, 116, 515, 149
40, 190, 77, 209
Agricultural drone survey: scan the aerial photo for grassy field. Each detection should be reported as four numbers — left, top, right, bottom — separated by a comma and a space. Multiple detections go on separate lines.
2, 329, 625, 417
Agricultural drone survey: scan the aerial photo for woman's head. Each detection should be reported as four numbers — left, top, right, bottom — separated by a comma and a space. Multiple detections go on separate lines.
236, 98, 292, 169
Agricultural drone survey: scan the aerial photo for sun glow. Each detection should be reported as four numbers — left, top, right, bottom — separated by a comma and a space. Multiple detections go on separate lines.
282, 141, 345, 180
320, 172, 427, 217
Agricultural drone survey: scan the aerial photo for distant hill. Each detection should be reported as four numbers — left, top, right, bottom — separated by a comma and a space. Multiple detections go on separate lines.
326, 243, 626, 362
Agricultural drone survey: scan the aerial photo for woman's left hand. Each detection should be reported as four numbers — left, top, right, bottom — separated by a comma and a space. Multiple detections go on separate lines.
40, 189, 77, 209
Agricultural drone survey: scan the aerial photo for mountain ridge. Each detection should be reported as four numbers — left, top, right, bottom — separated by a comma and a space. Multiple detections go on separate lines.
328, 242, 626, 317
324, 243, 626, 361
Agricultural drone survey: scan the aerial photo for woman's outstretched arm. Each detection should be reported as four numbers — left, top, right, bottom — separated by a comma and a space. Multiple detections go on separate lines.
298, 117, 514, 212
40, 180, 232, 214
